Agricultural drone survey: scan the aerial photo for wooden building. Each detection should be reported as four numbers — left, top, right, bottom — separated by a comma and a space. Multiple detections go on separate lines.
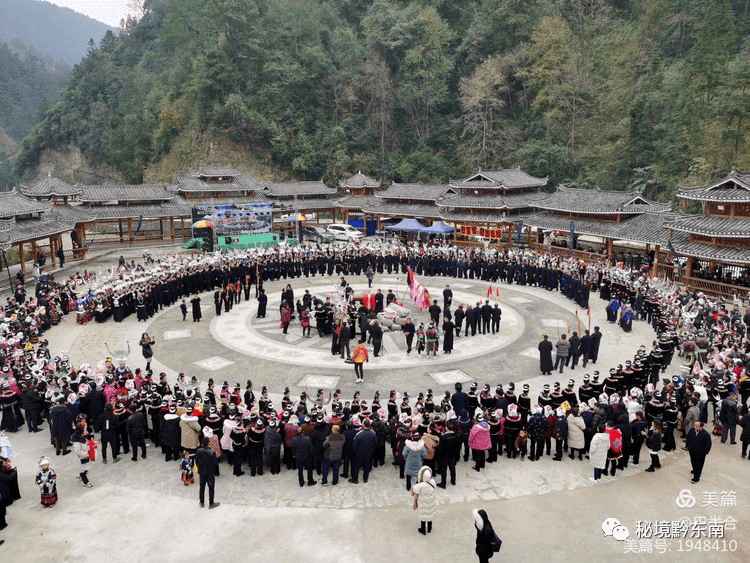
667, 171, 750, 292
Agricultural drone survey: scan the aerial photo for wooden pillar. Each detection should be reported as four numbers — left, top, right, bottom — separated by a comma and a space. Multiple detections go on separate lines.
606, 238, 614, 259
118, 219, 124, 242
527, 225, 532, 248
169, 218, 175, 241
376, 216, 381, 231
49, 236, 56, 267
685, 256, 695, 287
30, 240, 38, 265
653, 244, 660, 277
180, 217, 185, 241
79, 225, 88, 258
453, 222, 458, 242
362, 212, 367, 239
159, 218, 164, 238
127, 218, 133, 246
18, 243, 26, 275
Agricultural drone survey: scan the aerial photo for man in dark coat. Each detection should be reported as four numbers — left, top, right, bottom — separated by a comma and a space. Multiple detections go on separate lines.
686, 420, 712, 483
429, 300, 442, 326
292, 427, 316, 487
50, 397, 72, 455
402, 318, 415, 354
454, 304, 465, 337
538, 335, 553, 375
349, 419, 378, 484
190, 295, 202, 322
21, 384, 42, 432
481, 300, 492, 334
126, 403, 148, 461
96, 403, 119, 463
160, 405, 181, 461
580, 329, 593, 367
443, 317, 454, 353
451, 382, 469, 416
491, 304, 502, 334
590, 326, 603, 364
369, 320, 383, 357
338, 323, 351, 360
195, 437, 220, 508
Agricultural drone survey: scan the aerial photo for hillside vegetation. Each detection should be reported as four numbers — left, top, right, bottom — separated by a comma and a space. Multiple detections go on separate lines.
0, 0, 114, 66
15, 0, 750, 198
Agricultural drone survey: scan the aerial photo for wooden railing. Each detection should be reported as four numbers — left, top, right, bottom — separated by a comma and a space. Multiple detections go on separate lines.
686, 277, 750, 300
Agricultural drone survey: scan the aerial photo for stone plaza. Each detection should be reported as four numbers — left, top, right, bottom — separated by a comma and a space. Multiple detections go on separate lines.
1, 244, 748, 563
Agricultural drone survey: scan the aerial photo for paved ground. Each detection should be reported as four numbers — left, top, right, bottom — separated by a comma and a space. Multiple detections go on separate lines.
2, 244, 748, 562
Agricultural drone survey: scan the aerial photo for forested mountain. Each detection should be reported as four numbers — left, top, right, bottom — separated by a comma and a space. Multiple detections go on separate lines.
0, 37, 70, 188
15, 0, 750, 199
0, 0, 114, 66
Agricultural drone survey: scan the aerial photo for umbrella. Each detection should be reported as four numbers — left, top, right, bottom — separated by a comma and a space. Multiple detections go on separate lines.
192, 219, 214, 228
286, 213, 307, 222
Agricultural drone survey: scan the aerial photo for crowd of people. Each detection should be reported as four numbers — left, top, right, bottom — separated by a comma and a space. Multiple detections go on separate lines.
0, 239, 749, 545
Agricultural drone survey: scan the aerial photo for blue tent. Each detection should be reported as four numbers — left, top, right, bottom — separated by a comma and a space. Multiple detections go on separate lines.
422, 221, 454, 234
383, 218, 427, 232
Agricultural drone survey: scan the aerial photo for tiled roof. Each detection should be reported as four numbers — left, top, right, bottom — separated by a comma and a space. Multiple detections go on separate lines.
451, 168, 548, 190
522, 211, 677, 246
192, 165, 244, 177
20, 175, 81, 197
340, 171, 380, 189
533, 186, 671, 214
677, 170, 750, 203
262, 181, 336, 197
78, 204, 192, 221
437, 192, 546, 210
274, 197, 339, 210
376, 183, 453, 201
173, 195, 270, 207
363, 201, 442, 218
337, 195, 380, 209
4, 209, 78, 245
667, 215, 750, 238
0, 190, 52, 218
671, 237, 750, 265
173, 175, 259, 192
78, 184, 175, 203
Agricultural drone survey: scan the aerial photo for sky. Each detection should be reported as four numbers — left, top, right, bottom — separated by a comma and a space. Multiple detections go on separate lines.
44, 0, 132, 27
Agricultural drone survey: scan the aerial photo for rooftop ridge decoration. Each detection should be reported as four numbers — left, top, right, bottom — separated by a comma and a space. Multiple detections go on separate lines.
261, 180, 337, 197
0, 189, 53, 218
78, 183, 176, 203
375, 182, 453, 201
677, 170, 750, 203
190, 164, 244, 177
533, 185, 671, 214
450, 167, 548, 190
20, 173, 82, 197
340, 170, 380, 189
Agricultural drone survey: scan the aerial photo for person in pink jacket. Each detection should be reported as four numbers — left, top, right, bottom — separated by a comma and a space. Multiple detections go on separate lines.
469, 414, 492, 472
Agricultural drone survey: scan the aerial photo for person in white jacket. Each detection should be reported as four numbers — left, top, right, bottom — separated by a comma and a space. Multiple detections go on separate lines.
589, 425, 610, 482
411, 465, 437, 535
566, 407, 586, 460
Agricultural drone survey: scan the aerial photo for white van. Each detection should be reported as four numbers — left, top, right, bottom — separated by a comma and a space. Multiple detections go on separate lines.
326, 223, 363, 241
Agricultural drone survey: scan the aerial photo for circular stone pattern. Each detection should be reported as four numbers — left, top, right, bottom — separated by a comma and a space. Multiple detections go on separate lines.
210, 282, 525, 369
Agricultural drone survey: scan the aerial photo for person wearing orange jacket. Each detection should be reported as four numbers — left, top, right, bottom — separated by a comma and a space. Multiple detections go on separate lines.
352, 341, 369, 383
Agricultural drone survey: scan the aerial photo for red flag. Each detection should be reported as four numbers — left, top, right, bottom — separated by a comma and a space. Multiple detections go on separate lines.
487, 285, 492, 298
586, 307, 590, 317
495, 288, 500, 297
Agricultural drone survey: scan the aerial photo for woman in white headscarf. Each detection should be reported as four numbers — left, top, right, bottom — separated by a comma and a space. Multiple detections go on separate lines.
411, 465, 437, 535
